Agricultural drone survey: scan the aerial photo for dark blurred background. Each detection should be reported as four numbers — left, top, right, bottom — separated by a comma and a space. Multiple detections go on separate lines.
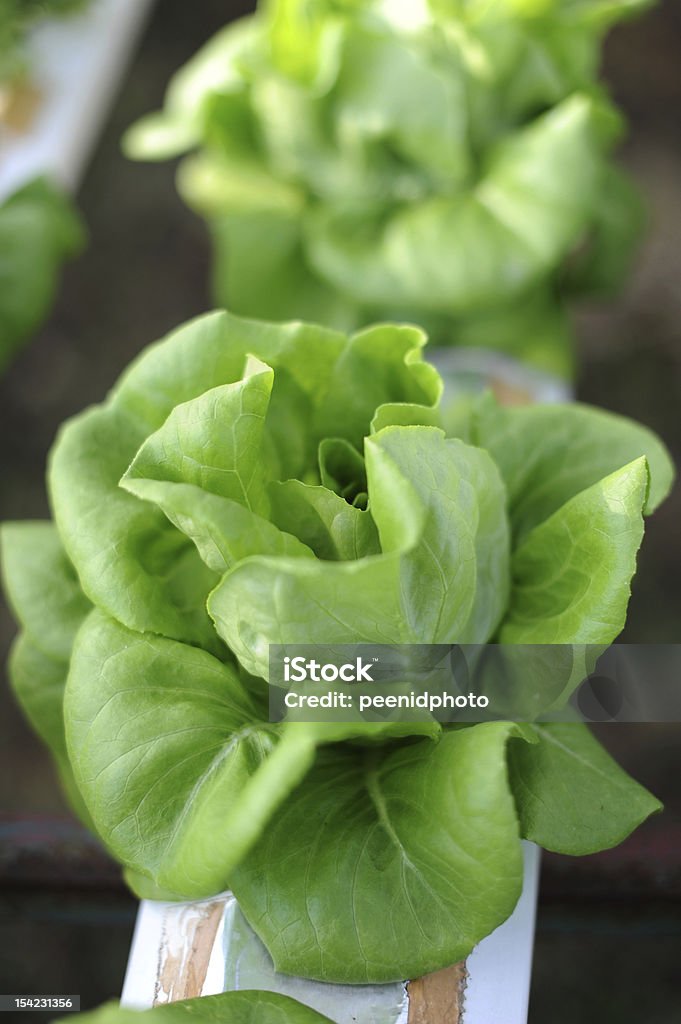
0, 1, 680, 1020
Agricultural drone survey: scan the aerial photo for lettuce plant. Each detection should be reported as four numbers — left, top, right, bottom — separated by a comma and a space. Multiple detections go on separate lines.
2, 312, 673, 983
0, 177, 85, 371
125, 0, 652, 375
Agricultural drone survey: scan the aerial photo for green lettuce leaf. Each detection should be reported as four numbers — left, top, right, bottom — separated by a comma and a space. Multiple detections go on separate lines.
49, 403, 222, 649
306, 95, 602, 313
1, 521, 90, 661
207, 208, 358, 330
0, 178, 84, 371
120, 480, 312, 575
65, 610, 309, 898
1, 522, 92, 824
208, 424, 509, 676
473, 395, 674, 541
49, 313, 345, 643
500, 459, 647, 643
65, 610, 437, 899
269, 480, 380, 560
68, 992, 334, 1024
8, 634, 92, 826
231, 723, 533, 983
123, 357, 276, 516
509, 722, 662, 854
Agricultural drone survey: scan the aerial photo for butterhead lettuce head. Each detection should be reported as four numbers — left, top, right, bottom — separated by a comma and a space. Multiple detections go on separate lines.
2, 311, 674, 983
125, 0, 653, 375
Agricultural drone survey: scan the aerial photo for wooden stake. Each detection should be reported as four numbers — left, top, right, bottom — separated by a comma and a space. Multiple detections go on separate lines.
407, 963, 468, 1024
153, 897, 226, 1004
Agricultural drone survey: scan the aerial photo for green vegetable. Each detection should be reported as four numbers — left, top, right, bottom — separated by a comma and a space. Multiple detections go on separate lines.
66, 992, 333, 1024
0, 177, 85, 371
2, 311, 673, 982
124, 0, 653, 376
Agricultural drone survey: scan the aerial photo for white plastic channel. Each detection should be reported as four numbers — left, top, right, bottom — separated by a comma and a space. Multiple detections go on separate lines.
0, 0, 156, 201
121, 843, 540, 1024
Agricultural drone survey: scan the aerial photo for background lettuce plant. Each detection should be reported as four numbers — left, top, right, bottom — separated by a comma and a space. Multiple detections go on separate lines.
1, 311, 674, 983
125, 0, 653, 376
0, 177, 85, 372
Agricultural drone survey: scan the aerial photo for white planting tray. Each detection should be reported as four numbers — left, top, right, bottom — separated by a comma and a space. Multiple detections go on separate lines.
121, 843, 540, 1024
0, 0, 155, 202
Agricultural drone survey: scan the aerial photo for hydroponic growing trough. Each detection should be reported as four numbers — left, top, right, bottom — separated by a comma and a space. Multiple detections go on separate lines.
0, 0, 154, 202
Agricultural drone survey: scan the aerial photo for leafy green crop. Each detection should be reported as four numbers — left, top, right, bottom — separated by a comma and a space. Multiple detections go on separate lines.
65, 992, 333, 1024
2, 311, 673, 982
125, 0, 653, 376
0, 177, 85, 371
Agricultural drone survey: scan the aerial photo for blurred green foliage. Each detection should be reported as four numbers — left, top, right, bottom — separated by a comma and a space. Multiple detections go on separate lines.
0, 177, 85, 372
126, 0, 654, 376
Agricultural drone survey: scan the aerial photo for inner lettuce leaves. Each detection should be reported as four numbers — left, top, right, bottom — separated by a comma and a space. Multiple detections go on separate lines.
0, 177, 85, 372
123, 0, 653, 376
2, 311, 674, 983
